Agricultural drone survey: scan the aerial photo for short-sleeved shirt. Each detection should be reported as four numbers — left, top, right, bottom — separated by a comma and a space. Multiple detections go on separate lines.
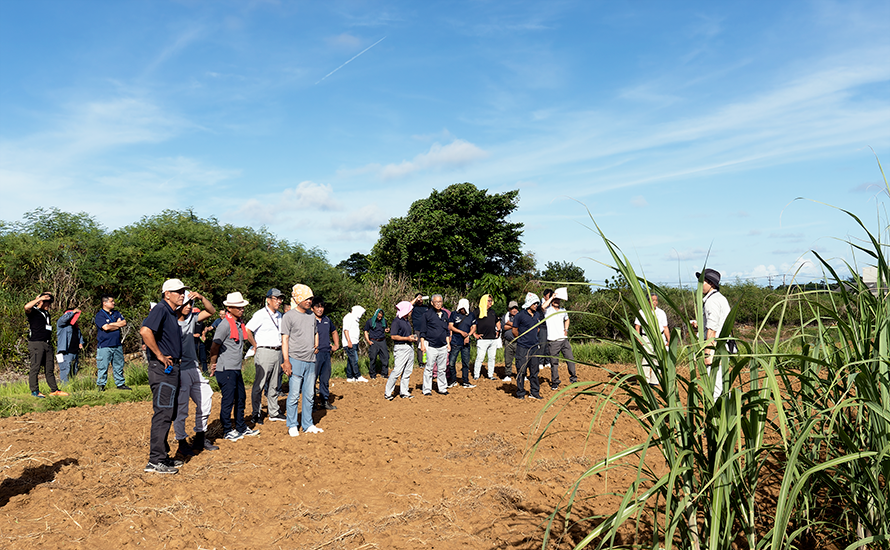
280, 309, 316, 362
315, 315, 337, 352
411, 304, 428, 334
142, 301, 182, 360
391, 316, 412, 340
95, 309, 124, 348
513, 308, 540, 348
544, 306, 569, 341
703, 290, 731, 336
213, 318, 246, 371
634, 306, 669, 345
245, 306, 283, 348
342, 313, 360, 347
421, 308, 450, 348
27, 308, 52, 342
475, 310, 500, 339
364, 318, 387, 340
178, 312, 200, 370
502, 311, 517, 341
449, 310, 476, 345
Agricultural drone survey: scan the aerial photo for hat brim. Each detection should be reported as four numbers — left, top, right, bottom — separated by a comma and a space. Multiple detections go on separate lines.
224, 300, 249, 307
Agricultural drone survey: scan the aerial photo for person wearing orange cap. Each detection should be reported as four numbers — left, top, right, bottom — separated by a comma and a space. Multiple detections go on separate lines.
281, 284, 323, 436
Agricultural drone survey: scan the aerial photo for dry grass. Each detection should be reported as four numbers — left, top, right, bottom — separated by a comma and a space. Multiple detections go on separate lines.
443, 432, 517, 461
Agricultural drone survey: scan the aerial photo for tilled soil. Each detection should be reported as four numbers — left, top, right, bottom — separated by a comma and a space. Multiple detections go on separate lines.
0, 362, 643, 549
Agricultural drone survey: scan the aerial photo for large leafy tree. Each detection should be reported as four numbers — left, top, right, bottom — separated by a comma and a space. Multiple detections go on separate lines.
368, 183, 524, 288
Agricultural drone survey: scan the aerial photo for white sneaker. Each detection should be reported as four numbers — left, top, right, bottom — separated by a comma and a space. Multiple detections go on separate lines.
356, 376, 369, 382
288, 427, 300, 437
346, 378, 356, 383
305, 425, 324, 434
503, 376, 512, 382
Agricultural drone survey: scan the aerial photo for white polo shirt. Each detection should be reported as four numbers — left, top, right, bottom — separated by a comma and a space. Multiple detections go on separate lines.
246, 306, 283, 348
544, 306, 569, 341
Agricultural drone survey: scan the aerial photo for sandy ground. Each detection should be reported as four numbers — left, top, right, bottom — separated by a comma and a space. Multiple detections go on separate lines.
0, 362, 643, 550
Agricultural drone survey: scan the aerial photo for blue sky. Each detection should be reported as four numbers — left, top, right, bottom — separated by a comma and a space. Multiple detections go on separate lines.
1, 0, 888, 289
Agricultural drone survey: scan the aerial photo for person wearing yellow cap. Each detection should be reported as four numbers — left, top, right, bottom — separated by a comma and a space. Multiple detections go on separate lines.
281, 284, 323, 436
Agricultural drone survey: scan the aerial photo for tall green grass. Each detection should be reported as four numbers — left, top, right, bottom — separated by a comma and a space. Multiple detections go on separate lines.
532, 159, 890, 549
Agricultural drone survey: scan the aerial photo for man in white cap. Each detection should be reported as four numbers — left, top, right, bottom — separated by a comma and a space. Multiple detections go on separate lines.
634, 293, 670, 386
140, 278, 188, 474
511, 292, 543, 400
209, 291, 259, 442
447, 298, 477, 388
385, 300, 417, 400
173, 291, 217, 456
691, 268, 733, 399
281, 284, 323, 436
341, 305, 367, 382
544, 289, 577, 390
419, 294, 450, 396
245, 288, 286, 423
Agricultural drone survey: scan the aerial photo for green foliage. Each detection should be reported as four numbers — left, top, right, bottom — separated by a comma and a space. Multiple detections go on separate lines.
368, 183, 524, 288
541, 260, 592, 295
336, 252, 371, 282
533, 160, 890, 550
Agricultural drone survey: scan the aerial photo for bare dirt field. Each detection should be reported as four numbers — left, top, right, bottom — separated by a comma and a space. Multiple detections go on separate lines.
0, 362, 642, 550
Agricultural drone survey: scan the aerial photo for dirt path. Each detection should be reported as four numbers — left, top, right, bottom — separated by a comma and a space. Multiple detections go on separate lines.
0, 363, 640, 549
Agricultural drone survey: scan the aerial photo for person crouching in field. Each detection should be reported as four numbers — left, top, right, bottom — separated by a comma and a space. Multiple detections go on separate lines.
281, 284, 323, 436
210, 292, 259, 442
385, 300, 417, 400
173, 291, 218, 457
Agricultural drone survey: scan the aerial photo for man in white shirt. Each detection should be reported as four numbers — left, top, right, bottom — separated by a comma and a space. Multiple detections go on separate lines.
691, 269, 733, 399
245, 288, 286, 423
544, 295, 577, 390
634, 294, 670, 386
341, 305, 367, 382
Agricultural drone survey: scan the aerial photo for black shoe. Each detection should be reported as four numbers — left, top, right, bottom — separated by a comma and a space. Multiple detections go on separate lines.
268, 413, 287, 422
251, 413, 264, 425
399, 394, 413, 399
385, 394, 395, 401
193, 432, 219, 452
176, 439, 195, 457
323, 400, 337, 410
144, 462, 178, 474
436, 390, 449, 395
117, 385, 132, 391
163, 457, 184, 468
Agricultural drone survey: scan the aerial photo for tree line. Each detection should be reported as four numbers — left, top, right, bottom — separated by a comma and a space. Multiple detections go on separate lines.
0, 183, 824, 371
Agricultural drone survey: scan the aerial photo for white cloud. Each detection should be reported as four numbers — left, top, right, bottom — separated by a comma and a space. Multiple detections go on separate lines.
631, 195, 648, 208
354, 139, 490, 180
236, 181, 341, 224
666, 248, 710, 261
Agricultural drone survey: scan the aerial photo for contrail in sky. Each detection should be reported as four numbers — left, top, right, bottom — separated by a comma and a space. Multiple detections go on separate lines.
315, 36, 386, 84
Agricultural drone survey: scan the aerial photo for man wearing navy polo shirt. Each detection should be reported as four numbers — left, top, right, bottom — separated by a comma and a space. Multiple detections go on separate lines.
512, 292, 543, 400
95, 295, 129, 391
312, 297, 340, 411
140, 278, 187, 474
419, 294, 450, 396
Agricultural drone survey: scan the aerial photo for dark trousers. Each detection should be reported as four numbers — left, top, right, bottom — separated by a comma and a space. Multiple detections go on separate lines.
448, 342, 471, 384
28, 341, 58, 393
503, 338, 517, 377
315, 350, 332, 401
538, 324, 549, 368
216, 370, 246, 433
148, 359, 180, 463
368, 340, 389, 378
515, 344, 541, 399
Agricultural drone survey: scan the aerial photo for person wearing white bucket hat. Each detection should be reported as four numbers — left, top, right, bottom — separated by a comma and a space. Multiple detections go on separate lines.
209, 291, 258, 442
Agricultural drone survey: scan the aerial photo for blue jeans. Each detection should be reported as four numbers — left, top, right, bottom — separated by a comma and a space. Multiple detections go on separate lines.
315, 350, 332, 401
448, 341, 471, 384
59, 352, 79, 383
286, 359, 316, 431
345, 345, 360, 379
96, 345, 126, 387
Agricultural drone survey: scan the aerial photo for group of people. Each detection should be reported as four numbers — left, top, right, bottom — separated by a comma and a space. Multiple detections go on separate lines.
24, 292, 131, 398
24, 267, 734, 475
